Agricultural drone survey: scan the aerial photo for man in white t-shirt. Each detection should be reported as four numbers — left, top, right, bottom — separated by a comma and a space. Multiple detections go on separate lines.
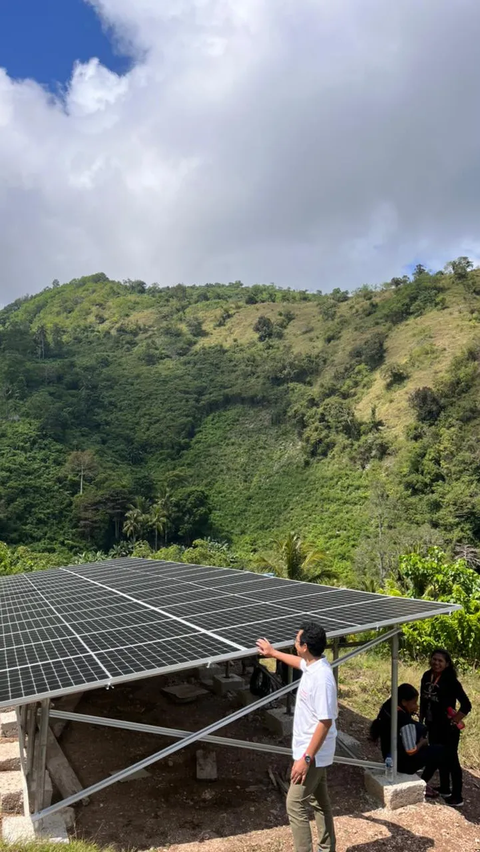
257, 621, 337, 852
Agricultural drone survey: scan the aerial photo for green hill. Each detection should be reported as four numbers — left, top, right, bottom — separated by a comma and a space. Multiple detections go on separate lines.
2, 262, 480, 583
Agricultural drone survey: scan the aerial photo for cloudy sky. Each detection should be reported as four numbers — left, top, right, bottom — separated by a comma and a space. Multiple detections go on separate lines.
1, 0, 480, 304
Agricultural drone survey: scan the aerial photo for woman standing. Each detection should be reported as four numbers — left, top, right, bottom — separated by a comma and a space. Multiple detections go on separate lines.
420, 648, 472, 807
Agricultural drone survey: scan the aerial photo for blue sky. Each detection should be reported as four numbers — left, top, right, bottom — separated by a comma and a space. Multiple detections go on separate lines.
0, 0, 129, 88
0, 0, 479, 303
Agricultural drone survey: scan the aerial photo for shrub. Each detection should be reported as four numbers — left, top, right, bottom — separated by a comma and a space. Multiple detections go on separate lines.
349, 333, 386, 371
384, 362, 409, 389
409, 387, 443, 423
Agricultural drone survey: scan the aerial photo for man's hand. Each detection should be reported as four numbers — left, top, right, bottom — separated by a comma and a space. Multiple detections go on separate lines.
417, 736, 428, 750
291, 758, 309, 785
256, 637, 276, 658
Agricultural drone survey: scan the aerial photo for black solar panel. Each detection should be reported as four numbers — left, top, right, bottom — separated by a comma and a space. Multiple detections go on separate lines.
0, 558, 459, 707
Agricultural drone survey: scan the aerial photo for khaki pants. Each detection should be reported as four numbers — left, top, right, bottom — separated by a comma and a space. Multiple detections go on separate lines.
286, 765, 336, 852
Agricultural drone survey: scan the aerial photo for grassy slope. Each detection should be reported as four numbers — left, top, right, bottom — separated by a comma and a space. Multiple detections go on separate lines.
356, 300, 476, 432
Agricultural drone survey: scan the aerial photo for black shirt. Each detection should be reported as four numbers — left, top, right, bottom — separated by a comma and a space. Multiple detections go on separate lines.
374, 699, 424, 761
420, 669, 472, 730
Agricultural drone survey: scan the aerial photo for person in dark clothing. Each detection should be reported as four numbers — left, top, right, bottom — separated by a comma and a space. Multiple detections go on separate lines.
370, 683, 444, 798
420, 648, 472, 808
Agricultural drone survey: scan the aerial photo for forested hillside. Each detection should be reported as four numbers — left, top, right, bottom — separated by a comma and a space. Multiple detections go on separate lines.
2, 261, 480, 588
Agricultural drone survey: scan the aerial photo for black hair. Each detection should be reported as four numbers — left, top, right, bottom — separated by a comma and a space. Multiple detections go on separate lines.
369, 683, 419, 742
298, 621, 327, 658
398, 683, 419, 702
430, 648, 457, 678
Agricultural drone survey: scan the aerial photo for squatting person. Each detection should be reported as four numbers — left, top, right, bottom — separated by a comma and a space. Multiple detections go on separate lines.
257, 621, 337, 852
370, 682, 445, 798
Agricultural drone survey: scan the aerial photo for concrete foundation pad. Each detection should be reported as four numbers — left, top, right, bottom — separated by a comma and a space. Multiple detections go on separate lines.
2, 813, 70, 844
0, 712, 18, 739
196, 749, 217, 781
0, 770, 24, 813
195, 666, 222, 687
2, 816, 35, 842
35, 814, 70, 843
212, 673, 244, 695
364, 770, 426, 810
238, 689, 258, 707
0, 742, 21, 771
61, 808, 76, 831
264, 707, 294, 737
161, 684, 209, 703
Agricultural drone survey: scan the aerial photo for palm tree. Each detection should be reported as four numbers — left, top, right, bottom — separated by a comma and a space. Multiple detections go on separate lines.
257, 532, 334, 583
154, 489, 174, 545
149, 502, 168, 551
123, 507, 144, 543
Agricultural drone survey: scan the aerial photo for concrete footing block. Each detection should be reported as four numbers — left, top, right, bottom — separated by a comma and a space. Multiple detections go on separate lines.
60, 807, 76, 831
2, 816, 35, 842
212, 673, 244, 695
196, 749, 218, 781
238, 688, 258, 707
2, 813, 70, 844
0, 742, 21, 771
364, 770, 426, 809
0, 712, 18, 739
36, 814, 70, 843
264, 707, 294, 737
195, 665, 222, 682
161, 684, 209, 704
0, 770, 24, 813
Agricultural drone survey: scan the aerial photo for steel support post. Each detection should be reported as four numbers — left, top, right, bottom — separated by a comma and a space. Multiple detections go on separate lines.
332, 638, 340, 688
26, 702, 37, 780
34, 626, 400, 822
19, 704, 27, 732
286, 653, 294, 716
15, 708, 27, 772
390, 631, 399, 781
34, 699, 50, 813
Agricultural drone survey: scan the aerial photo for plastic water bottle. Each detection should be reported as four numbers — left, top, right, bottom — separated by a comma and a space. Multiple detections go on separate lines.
385, 756, 393, 781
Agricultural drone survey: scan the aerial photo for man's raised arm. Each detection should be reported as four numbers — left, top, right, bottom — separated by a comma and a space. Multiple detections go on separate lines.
256, 637, 302, 669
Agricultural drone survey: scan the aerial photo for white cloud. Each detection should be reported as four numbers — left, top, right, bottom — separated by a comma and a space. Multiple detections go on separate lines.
1, 0, 480, 302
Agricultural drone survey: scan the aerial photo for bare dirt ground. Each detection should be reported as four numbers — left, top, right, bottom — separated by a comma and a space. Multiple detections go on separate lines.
56, 665, 480, 852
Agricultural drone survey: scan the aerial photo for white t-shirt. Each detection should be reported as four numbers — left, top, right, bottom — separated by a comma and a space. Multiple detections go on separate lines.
292, 657, 338, 767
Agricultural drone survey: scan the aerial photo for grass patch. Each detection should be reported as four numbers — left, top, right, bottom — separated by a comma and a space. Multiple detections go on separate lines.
0, 843, 108, 852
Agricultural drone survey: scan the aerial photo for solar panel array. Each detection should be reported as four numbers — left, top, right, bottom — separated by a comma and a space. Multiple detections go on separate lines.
0, 558, 459, 707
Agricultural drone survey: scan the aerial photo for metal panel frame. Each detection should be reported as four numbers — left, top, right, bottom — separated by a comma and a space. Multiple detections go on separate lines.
30, 626, 401, 823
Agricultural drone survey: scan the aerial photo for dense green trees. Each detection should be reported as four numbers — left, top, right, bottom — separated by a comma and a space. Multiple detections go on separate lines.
0, 264, 480, 599
386, 548, 480, 664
